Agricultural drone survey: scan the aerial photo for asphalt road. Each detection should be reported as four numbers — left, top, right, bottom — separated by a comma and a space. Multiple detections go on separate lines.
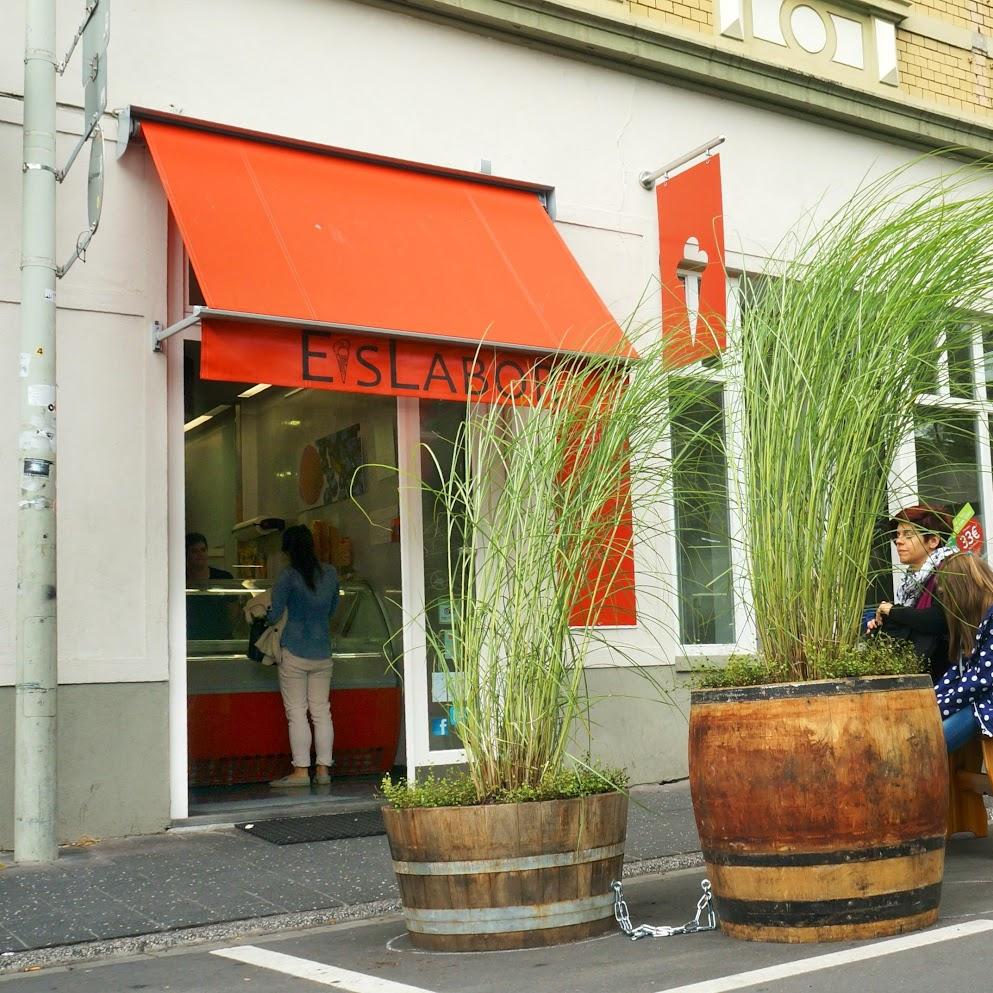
3, 844, 993, 993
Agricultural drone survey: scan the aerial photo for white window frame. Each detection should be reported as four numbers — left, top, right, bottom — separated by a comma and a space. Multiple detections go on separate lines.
673, 274, 756, 657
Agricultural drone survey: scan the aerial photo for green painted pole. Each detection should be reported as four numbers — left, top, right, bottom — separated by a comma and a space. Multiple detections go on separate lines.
16, 0, 59, 863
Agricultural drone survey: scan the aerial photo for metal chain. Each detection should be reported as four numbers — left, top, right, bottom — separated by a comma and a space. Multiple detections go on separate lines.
611, 878, 717, 941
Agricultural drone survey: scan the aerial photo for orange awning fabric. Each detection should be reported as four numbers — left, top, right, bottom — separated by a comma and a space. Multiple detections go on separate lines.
142, 121, 632, 402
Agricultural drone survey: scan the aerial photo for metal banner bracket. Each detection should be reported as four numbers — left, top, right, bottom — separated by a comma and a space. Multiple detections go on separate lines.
639, 136, 726, 190
152, 307, 204, 352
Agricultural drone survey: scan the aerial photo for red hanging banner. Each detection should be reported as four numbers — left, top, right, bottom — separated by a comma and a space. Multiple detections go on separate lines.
656, 155, 727, 367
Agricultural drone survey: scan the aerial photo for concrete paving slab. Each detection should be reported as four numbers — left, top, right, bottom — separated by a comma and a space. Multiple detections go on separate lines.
1, 781, 986, 974
4, 848, 993, 993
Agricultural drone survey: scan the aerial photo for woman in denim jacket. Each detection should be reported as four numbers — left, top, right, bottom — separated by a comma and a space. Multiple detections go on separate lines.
267, 524, 340, 787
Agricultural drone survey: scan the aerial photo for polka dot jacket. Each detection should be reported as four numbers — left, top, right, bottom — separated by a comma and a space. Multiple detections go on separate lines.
935, 604, 993, 738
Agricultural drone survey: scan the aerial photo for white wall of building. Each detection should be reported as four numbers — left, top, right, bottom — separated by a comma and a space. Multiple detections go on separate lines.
0, 102, 169, 689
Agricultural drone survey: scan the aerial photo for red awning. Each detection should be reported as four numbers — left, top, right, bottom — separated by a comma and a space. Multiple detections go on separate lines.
141, 120, 631, 401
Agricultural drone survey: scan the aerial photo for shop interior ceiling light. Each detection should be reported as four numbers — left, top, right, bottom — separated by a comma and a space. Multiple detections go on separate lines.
183, 404, 229, 432
183, 414, 212, 432
238, 383, 271, 398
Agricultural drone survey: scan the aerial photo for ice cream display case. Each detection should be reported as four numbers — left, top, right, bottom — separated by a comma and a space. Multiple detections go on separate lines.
186, 577, 402, 785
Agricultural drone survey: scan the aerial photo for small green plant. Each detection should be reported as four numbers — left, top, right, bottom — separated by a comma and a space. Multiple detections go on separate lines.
380, 764, 629, 809
691, 654, 788, 689
814, 635, 927, 680
692, 636, 926, 688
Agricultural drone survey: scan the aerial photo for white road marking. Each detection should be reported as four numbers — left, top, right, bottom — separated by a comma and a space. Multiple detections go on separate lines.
655, 919, 993, 993
212, 945, 437, 992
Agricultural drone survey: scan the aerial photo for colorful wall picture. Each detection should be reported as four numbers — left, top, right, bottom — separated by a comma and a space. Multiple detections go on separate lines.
298, 424, 366, 507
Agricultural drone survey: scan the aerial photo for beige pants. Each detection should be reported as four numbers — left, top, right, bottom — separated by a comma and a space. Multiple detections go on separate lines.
277, 649, 334, 768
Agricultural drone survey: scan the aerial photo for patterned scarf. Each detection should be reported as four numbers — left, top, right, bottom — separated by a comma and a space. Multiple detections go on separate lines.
895, 546, 957, 606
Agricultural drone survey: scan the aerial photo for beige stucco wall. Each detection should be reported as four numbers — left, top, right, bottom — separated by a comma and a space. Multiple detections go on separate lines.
0, 684, 170, 848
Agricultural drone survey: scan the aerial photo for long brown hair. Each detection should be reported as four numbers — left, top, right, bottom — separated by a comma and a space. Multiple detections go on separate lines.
936, 554, 993, 661
282, 524, 322, 591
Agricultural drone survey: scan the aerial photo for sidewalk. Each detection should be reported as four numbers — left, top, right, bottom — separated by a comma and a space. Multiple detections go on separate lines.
0, 782, 701, 967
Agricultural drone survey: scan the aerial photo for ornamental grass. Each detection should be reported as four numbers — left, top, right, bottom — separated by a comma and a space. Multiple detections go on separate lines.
417, 336, 696, 801
735, 167, 993, 681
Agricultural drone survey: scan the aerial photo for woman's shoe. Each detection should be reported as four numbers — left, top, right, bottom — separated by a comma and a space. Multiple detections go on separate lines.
313, 773, 332, 785
269, 774, 312, 787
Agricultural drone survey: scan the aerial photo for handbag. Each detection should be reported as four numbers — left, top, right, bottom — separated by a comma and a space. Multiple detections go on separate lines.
247, 616, 270, 663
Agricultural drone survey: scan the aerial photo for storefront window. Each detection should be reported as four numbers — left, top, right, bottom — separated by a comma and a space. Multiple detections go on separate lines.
947, 330, 975, 400
915, 407, 983, 534
671, 381, 735, 645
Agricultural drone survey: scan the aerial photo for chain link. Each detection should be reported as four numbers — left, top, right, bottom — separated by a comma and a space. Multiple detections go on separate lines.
611, 879, 717, 941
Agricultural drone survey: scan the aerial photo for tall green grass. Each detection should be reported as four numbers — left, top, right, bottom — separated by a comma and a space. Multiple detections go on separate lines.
734, 169, 993, 680
419, 337, 696, 800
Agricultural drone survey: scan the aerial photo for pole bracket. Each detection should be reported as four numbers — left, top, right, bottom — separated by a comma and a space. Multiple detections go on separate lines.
152, 307, 204, 352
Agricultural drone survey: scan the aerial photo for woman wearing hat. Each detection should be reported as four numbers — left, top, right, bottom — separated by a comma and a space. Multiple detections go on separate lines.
867, 504, 955, 682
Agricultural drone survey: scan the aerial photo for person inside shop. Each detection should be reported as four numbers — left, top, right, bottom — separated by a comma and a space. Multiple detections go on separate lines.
267, 524, 340, 788
866, 504, 954, 682
185, 531, 238, 641
932, 553, 993, 752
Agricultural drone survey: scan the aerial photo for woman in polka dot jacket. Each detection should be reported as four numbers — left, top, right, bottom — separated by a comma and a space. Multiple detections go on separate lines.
934, 553, 993, 752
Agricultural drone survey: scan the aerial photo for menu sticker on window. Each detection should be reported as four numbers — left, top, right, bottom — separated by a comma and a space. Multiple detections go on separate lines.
431, 669, 462, 703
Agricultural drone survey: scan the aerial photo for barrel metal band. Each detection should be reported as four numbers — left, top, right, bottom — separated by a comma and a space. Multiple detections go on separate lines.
403, 893, 616, 935
702, 835, 946, 867
391, 842, 625, 877
715, 882, 943, 927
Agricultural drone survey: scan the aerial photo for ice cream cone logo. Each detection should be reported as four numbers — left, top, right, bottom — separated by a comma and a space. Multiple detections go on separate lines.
333, 338, 351, 382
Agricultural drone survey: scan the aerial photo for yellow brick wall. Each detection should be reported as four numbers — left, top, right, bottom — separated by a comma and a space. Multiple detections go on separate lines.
627, 0, 713, 34
966, 0, 993, 33
595, 0, 993, 121
911, 0, 973, 30
897, 32, 993, 116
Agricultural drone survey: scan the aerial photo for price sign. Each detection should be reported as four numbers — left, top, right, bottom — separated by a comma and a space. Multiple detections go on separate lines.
956, 517, 985, 553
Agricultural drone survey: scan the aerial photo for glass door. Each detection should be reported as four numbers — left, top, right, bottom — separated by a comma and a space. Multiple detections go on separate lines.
397, 398, 467, 776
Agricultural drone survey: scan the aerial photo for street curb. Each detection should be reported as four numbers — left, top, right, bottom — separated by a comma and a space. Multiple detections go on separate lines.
0, 852, 704, 975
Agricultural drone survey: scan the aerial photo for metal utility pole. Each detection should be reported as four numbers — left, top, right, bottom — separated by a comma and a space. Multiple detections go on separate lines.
16, 0, 59, 862
15, 0, 106, 863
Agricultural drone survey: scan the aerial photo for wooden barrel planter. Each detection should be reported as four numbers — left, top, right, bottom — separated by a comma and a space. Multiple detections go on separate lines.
382, 792, 627, 951
689, 674, 948, 943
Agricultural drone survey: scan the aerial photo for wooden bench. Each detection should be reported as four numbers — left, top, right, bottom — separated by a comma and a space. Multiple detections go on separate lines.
947, 736, 993, 838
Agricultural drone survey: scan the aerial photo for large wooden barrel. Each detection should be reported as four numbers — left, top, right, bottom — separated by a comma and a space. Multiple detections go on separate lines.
689, 674, 948, 943
382, 792, 627, 951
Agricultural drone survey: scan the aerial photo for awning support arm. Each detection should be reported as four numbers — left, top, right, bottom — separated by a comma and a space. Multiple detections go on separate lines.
151, 306, 203, 352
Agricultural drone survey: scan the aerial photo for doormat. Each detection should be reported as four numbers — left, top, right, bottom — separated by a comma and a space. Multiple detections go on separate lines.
237, 807, 386, 845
